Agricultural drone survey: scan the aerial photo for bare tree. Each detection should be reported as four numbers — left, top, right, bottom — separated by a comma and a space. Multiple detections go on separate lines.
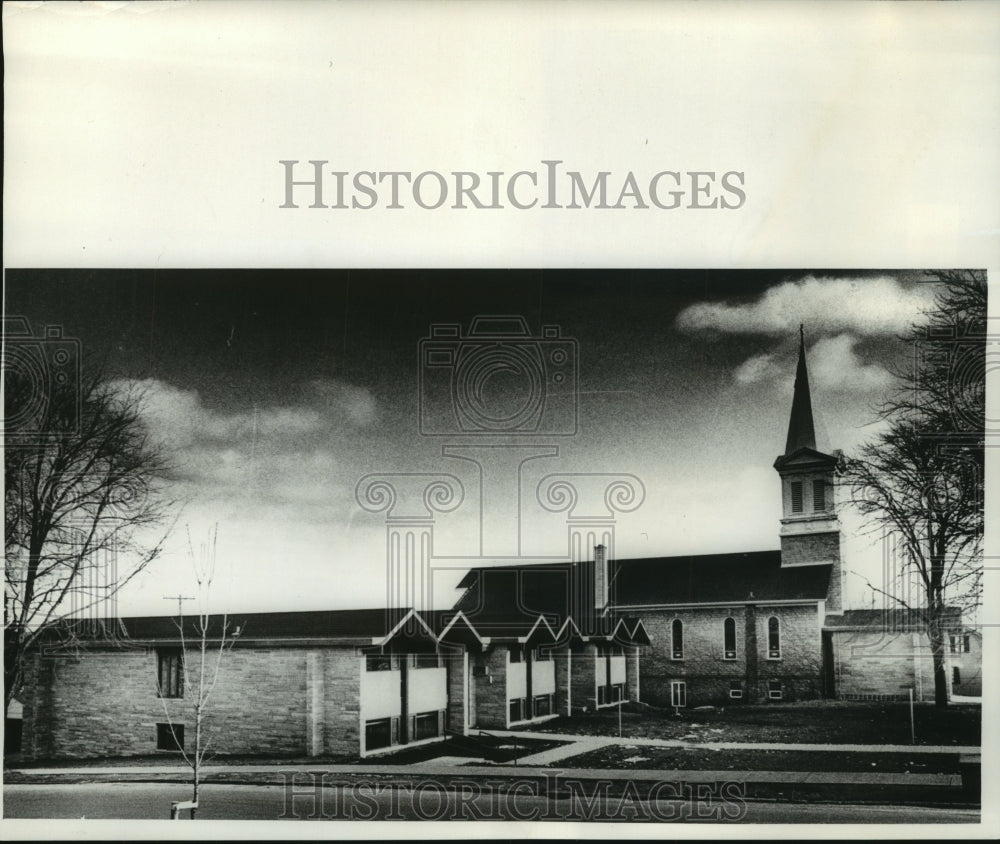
844, 270, 985, 707
4, 353, 173, 716
158, 524, 240, 820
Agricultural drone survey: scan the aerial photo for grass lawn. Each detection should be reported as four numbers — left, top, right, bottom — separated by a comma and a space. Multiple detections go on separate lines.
558, 745, 961, 773
5, 735, 568, 770
518, 700, 981, 746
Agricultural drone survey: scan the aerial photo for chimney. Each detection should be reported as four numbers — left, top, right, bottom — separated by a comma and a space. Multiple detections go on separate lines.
594, 544, 608, 611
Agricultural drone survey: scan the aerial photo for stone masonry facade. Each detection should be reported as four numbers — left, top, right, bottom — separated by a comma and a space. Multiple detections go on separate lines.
827, 629, 937, 702
21, 642, 363, 761
638, 603, 823, 707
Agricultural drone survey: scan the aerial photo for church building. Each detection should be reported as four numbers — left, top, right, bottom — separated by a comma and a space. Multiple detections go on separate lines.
597, 329, 843, 706
12, 328, 977, 762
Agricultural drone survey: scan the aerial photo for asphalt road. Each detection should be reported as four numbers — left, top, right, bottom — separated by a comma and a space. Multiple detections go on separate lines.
2, 782, 980, 824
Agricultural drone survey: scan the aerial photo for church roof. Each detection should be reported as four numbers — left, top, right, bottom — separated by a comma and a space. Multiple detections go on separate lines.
824, 607, 962, 631
784, 325, 817, 455
609, 550, 831, 606
38, 607, 424, 646
453, 561, 590, 625
450, 562, 649, 641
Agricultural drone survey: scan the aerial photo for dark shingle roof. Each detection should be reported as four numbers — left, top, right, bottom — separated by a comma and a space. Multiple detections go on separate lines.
453, 562, 588, 624
824, 607, 962, 632
610, 550, 830, 606
42, 608, 419, 645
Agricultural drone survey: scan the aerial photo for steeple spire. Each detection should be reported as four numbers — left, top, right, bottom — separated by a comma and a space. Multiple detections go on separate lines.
784, 324, 816, 454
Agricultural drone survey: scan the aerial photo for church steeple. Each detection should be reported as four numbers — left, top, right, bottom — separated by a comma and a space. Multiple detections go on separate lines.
772, 326, 843, 613
784, 325, 816, 455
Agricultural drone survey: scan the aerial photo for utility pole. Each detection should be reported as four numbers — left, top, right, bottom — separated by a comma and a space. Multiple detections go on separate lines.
164, 595, 194, 618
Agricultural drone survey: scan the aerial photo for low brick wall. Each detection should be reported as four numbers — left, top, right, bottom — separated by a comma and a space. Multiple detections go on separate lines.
636, 604, 824, 707
20, 642, 364, 760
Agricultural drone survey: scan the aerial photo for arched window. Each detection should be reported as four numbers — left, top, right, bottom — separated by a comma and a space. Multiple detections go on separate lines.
671, 619, 683, 659
723, 617, 736, 659
768, 616, 781, 658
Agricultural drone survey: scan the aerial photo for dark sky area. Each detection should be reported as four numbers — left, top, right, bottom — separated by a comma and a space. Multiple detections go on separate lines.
4, 269, 934, 614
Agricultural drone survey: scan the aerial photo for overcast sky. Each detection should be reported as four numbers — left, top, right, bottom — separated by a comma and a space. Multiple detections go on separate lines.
5, 270, 940, 616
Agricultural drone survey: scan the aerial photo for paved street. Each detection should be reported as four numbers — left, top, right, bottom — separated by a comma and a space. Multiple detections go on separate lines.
2, 782, 980, 823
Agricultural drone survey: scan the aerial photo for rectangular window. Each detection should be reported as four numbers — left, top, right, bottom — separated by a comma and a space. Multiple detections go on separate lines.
156, 648, 183, 698
949, 636, 958, 654
366, 652, 393, 671
768, 680, 783, 700
508, 645, 522, 663
156, 722, 184, 751
365, 718, 392, 751
963, 634, 971, 653
812, 480, 825, 511
598, 685, 609, 706
729, 681, 743, 699
790, 481, 803, 513
533, 694, 552, 717
412, 652, 440, 669
509, 698, 522, 723
670, 680, 687, 708
953, 666, 961, 686
613, 684, 624, 703
413, 711, 440, 741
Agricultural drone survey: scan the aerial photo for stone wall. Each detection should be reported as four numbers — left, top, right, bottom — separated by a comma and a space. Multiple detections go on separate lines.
444, 649, 468, 734
828, 629, 938, 702
472, 645, 509, 729
780, 531, 840, 567
20, 642, 365, 761
569, 643, 598, 713
321, 648, 362, 755
637, 603, 824, 707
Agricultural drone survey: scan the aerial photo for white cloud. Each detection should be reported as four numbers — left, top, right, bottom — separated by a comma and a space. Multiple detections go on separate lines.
309, 378, 377, 427
732, 334, 892, 395
111, 377, 376, 450
808, 334, 894, 393
733, 352, 782, 385
105, 377, 376, 522
676, 275, 935, 337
